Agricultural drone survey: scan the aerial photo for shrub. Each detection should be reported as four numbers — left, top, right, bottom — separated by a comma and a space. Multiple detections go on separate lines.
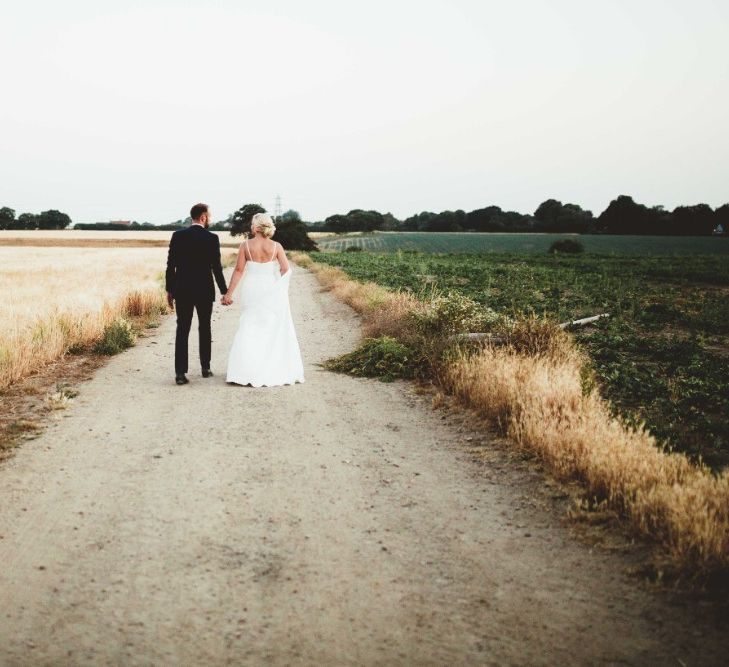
345, 245, 363, 252
411, 291, 501, 338
549, 238, 584, 254
93, 318, 135, 355
324, 336, 418, 382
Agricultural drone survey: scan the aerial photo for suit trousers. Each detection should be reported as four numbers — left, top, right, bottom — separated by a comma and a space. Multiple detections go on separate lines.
174, 296, 214, 374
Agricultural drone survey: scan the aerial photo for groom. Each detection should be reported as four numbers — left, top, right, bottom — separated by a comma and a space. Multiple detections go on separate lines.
165, 203, 230, 385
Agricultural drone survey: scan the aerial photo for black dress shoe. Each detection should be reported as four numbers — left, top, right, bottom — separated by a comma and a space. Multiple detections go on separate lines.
175, 373, 189, 385
202, 368, 214, 378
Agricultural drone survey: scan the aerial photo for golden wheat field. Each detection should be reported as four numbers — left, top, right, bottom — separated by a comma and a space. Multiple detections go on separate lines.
0, 246, 168, 390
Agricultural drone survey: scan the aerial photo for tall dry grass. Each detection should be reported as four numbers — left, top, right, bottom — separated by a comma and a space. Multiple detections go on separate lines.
444, 341, 729, 574
0, 247, 168, 390
291, 253, 421, 339
292, 252, 729, 577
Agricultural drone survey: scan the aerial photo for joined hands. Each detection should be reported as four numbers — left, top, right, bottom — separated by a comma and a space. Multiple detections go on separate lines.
221, 293, 234, 306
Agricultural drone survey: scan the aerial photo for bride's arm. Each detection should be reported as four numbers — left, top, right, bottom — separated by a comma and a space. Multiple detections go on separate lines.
276, 243, 290, 275
222, 244, 247, 303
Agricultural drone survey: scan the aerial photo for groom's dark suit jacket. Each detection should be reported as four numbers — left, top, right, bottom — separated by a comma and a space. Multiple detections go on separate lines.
165, 224, 228, 302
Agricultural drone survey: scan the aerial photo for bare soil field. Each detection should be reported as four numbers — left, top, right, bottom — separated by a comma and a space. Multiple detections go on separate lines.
0, 266, 727, 665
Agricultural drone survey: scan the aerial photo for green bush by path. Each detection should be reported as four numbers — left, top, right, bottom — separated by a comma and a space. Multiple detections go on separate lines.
312, 251, 729, 471
324, 336, 417, 382
93, 318, 135, 355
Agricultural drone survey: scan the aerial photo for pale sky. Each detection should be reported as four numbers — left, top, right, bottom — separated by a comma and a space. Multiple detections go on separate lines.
1, 0, 727, 224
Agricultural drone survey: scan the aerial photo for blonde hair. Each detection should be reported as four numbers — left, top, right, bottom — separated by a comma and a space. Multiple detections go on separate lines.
251, 212, 276, 238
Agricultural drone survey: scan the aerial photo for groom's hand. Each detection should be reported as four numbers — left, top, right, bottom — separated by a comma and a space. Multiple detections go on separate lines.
167, 291, 174, 310
221, 293, 233, 306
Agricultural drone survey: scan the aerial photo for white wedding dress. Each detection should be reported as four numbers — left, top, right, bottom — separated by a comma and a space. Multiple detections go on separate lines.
226, 241, 305, 387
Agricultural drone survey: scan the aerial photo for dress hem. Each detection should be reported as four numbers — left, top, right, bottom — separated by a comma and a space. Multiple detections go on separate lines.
226, 377, 305, 388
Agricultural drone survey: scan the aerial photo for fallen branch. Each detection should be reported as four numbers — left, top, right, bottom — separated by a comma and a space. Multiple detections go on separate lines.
558, 313, 610, 329
451, 313, 610, 343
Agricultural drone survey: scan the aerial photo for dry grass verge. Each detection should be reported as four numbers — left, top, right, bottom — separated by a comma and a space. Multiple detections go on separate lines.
291, 252, 729, 580
0, 289, 166, 391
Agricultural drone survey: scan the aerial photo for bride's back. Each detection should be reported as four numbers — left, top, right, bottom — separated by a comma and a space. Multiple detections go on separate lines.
245, 237, 278, 263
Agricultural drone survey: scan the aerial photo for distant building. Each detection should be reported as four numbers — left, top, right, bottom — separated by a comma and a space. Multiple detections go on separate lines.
109, 220, 132, 226
713, 224, 725, 236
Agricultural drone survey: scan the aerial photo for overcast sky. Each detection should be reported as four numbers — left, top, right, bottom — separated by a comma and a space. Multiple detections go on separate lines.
1, 0, 727, 224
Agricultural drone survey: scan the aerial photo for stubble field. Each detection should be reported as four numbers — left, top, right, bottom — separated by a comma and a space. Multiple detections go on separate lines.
0, 246, 168, 391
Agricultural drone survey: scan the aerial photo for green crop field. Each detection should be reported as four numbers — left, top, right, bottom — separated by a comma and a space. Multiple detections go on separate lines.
310, 250, 729, 472
316, 232, 729, 255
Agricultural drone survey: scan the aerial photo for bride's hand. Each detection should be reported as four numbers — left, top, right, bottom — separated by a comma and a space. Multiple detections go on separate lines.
221, 294, 233, 306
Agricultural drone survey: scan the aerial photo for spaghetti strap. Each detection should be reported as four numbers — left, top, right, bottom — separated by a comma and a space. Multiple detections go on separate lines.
270, 242, 278, 262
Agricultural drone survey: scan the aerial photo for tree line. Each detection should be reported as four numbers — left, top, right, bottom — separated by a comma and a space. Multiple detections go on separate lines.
309, 195, 729, 235
0, 207, 72, 230
3, 195, 727, 237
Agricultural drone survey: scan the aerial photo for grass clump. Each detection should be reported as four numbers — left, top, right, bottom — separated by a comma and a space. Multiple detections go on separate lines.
324, 336, 418, 382
410, 291, 500, 338
93, 318, 135, 355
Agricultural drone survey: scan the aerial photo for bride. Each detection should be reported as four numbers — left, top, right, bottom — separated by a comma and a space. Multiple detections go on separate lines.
222, 213, 305, 387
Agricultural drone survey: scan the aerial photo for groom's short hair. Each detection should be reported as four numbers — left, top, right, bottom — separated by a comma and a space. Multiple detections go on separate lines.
190, 203, 208, 220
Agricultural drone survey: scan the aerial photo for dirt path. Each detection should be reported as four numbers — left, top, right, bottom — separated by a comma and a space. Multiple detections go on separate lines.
0, 266, 726, 665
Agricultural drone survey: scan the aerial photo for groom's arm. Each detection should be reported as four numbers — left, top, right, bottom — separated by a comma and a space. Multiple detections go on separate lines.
165, 233, 178, 306
211, 235, 228, 295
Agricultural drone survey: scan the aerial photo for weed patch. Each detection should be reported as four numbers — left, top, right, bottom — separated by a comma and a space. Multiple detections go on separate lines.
93, 318, 135, 355
325, 336, 418, 382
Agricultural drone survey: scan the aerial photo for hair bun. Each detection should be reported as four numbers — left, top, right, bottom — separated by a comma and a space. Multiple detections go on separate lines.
251, 212, 276, 238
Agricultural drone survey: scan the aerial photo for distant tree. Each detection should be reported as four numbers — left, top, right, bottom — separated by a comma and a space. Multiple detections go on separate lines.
381, 212, 400, 231
499, 210, 536, 232
75, 222, 134, 231
0, 206, 15, 229
227, 203, 316, 250
534, 199, 593, 233
17, 212, 39, 229
37, 209, 71, 230
466, 206, 503, 232
596, 195, 667, 235
274, 216, 318, 251
534, 199, 562, 228
401, 211, 437, 231
280, 209, 302, 223
209, 213, 232, 231
671, 204, 715, 236
322, 209, 384, 233
230, 203, 266, 237
324, 214, 349, 234
346, 209, 385, 232
419, 210, 465, 232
